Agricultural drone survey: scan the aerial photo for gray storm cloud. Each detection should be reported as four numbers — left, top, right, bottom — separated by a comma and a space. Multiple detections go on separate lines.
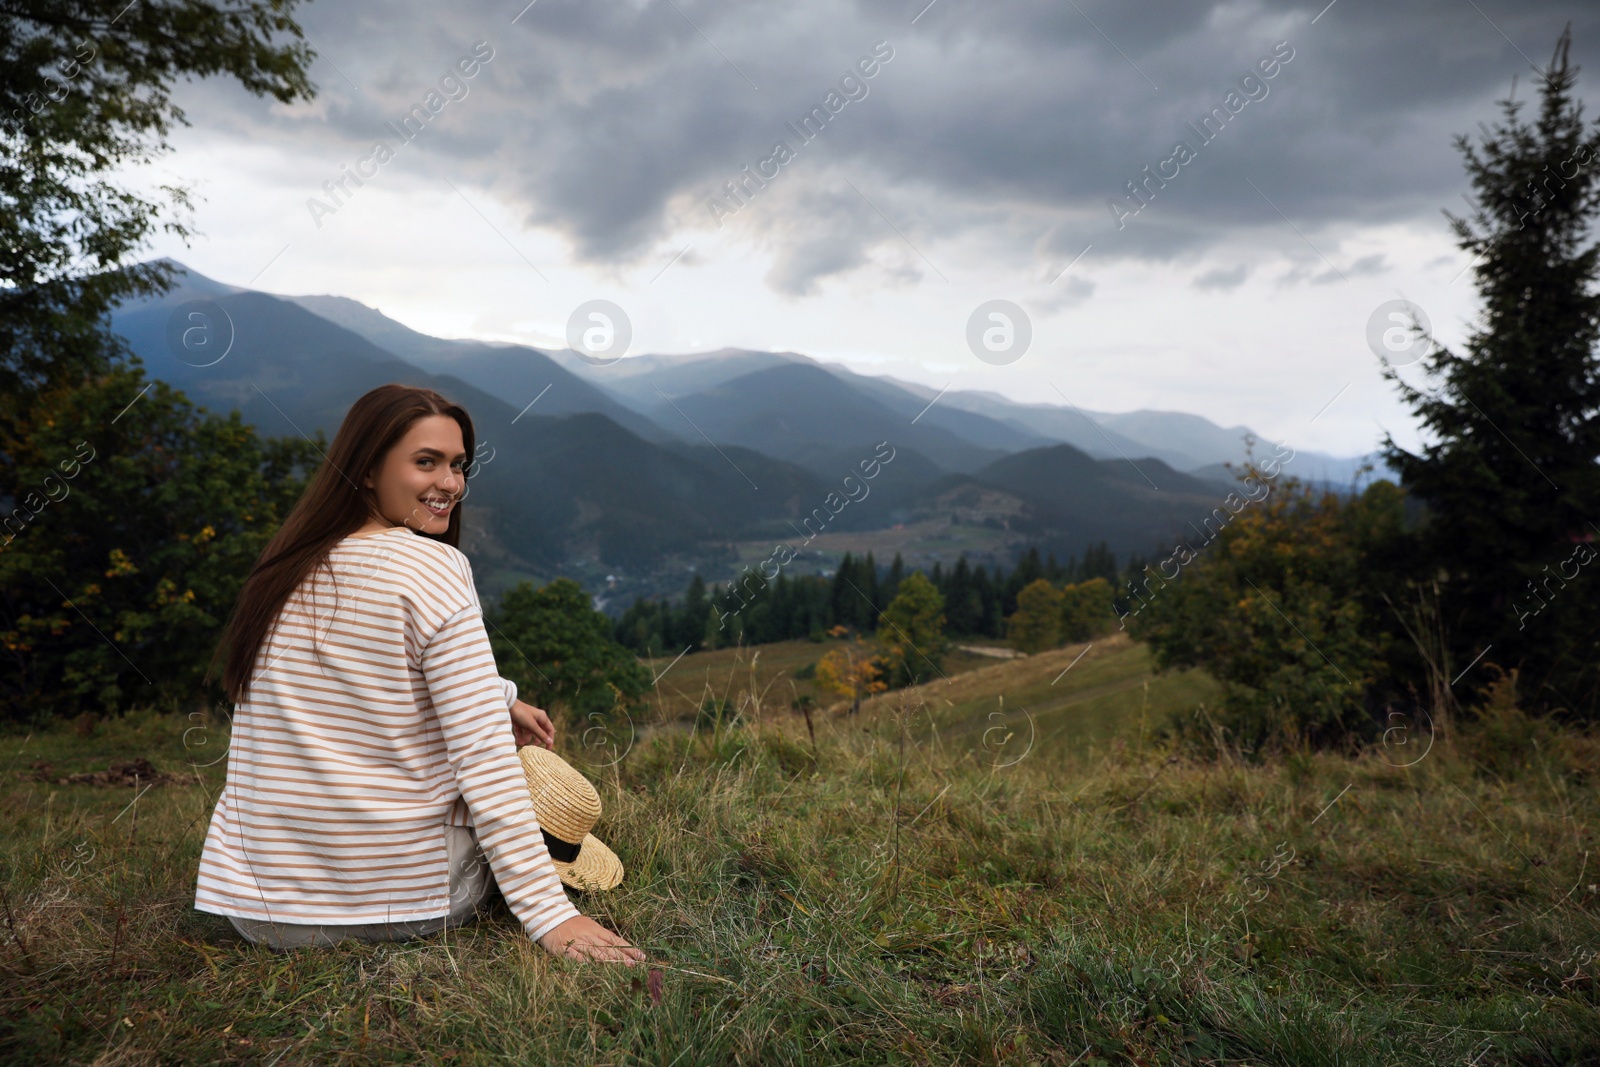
173, 0, 1600, 293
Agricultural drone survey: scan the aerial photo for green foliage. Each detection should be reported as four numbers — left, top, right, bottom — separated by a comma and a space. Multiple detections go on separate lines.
0, 1, 320, 721
487, 577, 650, 721
1455, 667, 1558, 777
1381, 31, 1600, 719
696, 696, 736, 731
1060, 577, 1116, 642
1006, 578, 1062, 653
0, 365, 319, 720
616, 547, 1123, 659
1002, 573, 1120, 656
0, 0, 315, 396
1129, 479, 1408, 753
876, 571, 948, 688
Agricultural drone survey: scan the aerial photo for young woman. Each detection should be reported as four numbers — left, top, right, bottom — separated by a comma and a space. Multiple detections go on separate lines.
196, 383, 644, 964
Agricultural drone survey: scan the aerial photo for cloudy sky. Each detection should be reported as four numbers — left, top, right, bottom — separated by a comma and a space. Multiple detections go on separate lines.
137, 0, 1600, 457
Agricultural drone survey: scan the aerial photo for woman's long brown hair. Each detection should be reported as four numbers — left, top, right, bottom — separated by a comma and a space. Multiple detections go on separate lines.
210, 383, 477, 704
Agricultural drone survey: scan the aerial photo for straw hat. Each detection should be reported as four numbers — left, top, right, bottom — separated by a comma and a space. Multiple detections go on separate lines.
517, 745, 624, 891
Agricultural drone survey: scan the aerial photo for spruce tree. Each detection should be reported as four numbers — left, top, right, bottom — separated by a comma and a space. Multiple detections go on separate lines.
862, 551, 881, 617
946, 556, 977, 635
678, 573, 709, 649
1383, 30, 1600, 716
829, 551, 854, 627
884, 552, 905, 605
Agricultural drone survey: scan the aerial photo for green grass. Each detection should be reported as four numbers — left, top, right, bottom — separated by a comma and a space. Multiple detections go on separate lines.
2, 650, 1597, 1065
868, 632, 1221, 766
631, 635, 1020, 727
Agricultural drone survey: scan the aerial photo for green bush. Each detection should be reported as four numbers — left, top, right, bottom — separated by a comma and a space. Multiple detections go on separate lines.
1006, 578, 1062, 654
486, 576, 651, 722
1060, 577, 1116, 642
0, 366, 318, 721
875, 572, 949, 688
1130, 478, 1407, 754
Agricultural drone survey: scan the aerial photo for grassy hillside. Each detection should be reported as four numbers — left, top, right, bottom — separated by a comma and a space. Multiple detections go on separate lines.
630, 636, 1009, 726
2, 651, 1597, 1065
636, 632, 1216, 768
862, 633, 1220, 766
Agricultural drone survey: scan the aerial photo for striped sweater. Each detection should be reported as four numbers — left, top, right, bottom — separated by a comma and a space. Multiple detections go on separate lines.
194, 526, 581, 942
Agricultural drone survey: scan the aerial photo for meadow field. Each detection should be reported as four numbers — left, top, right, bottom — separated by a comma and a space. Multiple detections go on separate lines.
624, 631, 1217, 764
2, 642, 1597, 1065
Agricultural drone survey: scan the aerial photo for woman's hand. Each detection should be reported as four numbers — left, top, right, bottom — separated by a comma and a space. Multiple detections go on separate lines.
510, 698, 554, 749
538, 914, 647, 964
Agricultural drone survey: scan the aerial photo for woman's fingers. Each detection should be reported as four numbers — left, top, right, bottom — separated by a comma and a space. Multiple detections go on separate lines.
565, 941, 642, 964
558, 930, 647, 964
508, 702, 557, 749
530, 705, 556, 747
539, 913, 645, 964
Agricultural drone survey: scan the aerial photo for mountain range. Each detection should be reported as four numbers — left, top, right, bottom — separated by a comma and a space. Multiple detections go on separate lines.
110, 261, 1375, 606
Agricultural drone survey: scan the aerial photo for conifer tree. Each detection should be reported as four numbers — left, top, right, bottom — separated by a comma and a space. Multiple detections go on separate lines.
1383, 29, 1600, 716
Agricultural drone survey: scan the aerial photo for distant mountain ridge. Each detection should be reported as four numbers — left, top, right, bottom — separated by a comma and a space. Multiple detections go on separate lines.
112, 271, 835, 591
277, 281, 1370, 481
111, 261, 1375, 606
284, 293, 670, 442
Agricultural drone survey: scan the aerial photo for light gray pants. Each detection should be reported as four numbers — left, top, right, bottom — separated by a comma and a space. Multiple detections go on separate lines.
229, 825, 492, 950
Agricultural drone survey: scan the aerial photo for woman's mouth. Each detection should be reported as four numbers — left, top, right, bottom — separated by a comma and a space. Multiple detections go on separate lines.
421, 495, 453, 518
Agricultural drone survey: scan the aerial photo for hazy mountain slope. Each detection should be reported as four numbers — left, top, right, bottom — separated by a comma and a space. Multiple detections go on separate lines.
967, 444, 1234, 557
112, 260, 1375, 582
938, 387, 1372, 480
1084, 408, 1377, 483
552, 347, 810, 411
931, 389, 1197, 469
562, 347, 1055, 458
282, 292, 671, 442
1087, 409, 1257, 462
816, 364, 1055, 454
240, 264, 1374, 483
646, 363, 1007, 475
110, 281, 832, 574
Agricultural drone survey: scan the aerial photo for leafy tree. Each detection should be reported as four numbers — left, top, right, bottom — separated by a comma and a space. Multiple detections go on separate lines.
1, 0, 315, 397
876, 571, 948, 688
1383, 30, 1600, 718
1006, 578, 1062, 653
1059, 577, 1116, 643
488, 578, 651, 722
0, 1, 318, 719
0, 366, 318, 719
1129, 479, 1408, 753
814, 645, 885, 714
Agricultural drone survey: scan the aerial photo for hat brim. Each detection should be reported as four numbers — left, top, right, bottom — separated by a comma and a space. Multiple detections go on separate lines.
550, 832, 624, 892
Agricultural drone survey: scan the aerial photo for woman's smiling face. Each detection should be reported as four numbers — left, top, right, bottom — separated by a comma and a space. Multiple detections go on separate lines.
363, 414, 467, 535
